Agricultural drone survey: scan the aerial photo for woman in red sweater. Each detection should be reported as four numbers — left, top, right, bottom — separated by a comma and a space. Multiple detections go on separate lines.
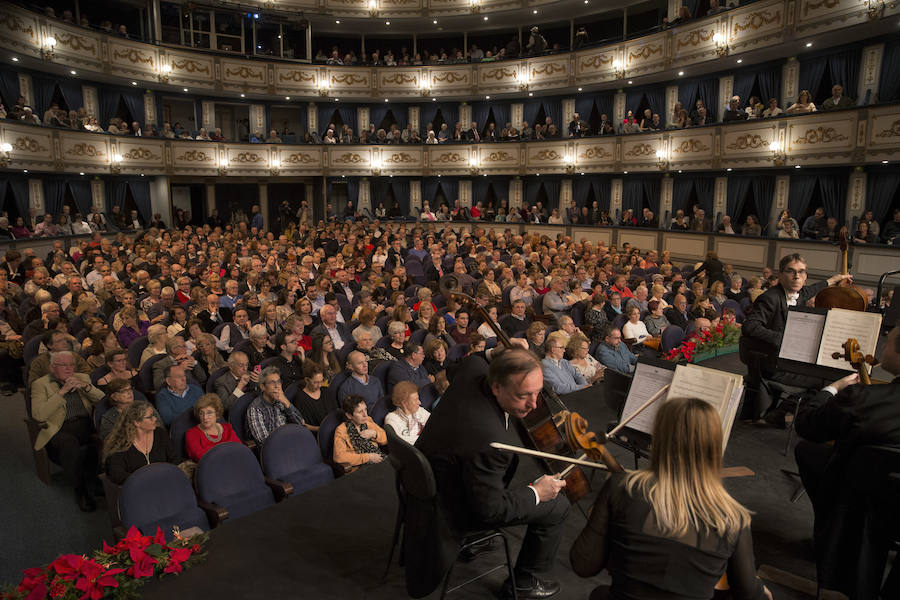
185, 394, 240, 462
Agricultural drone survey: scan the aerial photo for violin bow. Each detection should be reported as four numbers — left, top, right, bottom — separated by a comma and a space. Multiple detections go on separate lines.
489, 442, 609, 471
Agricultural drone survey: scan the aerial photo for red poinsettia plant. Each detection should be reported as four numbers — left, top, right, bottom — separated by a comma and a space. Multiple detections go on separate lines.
2, 526, 208, 600
665, 322, 741, 363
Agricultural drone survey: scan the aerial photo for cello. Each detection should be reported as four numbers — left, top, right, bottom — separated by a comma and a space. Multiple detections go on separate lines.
815, 228, 868, 312
438, 274, 625, 503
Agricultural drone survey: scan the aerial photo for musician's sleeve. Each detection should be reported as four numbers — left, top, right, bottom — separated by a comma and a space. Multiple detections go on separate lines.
795, 389, 849, 443
725, 526, 767, 600
570, 472, 615, 577
742, 294, 782, 347
463, 448, 537, 524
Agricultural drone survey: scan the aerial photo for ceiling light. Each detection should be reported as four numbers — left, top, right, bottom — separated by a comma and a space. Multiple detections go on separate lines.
433, 20, 437, 24
384, 98, 389, 102
533, 9, 538, 13
11, 57, 18, 62
131, 81, 137, 86
70, 70, 76, 75
285, 96, 290, 100
483, 16, 488, 20
678, 170, 682, 173
140, 173, 145, 177
23, 169, 28, 173
795, 165, 801, 168
528, 92, 533, 96
335, 20, 340, 23
79, 172, 84, 175
882, 160, 889, 164
335, 98, 340, 102
805, 42, 812, 47
240, 93, 245, 98
485, 95, 490, 99
432, 98, 436, 101
623, 170, 628, 174
627, 80, 633, 84
678, 71, 684, 76
577, 87, 582, 91
736, 59, 743, 64
385, 21, 390, 25
726, 168, 732, 172
183, 88, 189, 92
580, 172, 585, 175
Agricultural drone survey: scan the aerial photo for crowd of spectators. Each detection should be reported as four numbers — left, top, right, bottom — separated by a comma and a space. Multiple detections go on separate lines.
9, 201, 895, 512
0, 205, 171, 240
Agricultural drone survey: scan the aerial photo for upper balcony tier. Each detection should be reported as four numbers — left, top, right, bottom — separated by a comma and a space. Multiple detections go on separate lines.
2, 0, 898, 102
2, 103, 898, 177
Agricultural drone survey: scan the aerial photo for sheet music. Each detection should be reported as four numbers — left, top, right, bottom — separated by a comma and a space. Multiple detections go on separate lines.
620, 362, 675, 435
779, 310, 826, 364
815, 308, 883, 373
720, 384, 744, 449
668, 364, 740, 416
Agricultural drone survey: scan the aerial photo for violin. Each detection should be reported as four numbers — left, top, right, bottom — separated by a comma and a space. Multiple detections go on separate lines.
831, 337, 879, 385
438, 274, 623, 503
815, 228, 868, 312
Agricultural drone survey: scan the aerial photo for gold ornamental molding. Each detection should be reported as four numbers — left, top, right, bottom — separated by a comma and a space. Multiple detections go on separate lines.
65, 143, 106, 157
486, 151, 515, 161
579, 55, 614, 70
55, 32, 97, 54
482, 68, 516, 82
803, 0, 840, 16
432, 72, 467, 84
333, 153, 366, 164
12, 137, 48, 153
532, 149, 563, 161
113, 47, 154, 65
175, 149, 214, 162
383, 72, 418, 85
671, 139, 711, 154
278, 71, 315, 83
624, 143, 655, 157
579, 146, 613, 160
385, 153, 416, 163
676, 29, 715, 49
231, 152, 265, 163
172, 59, 210, 74
435, 152, 466, 162
0, 13, 35, 39
225, 66, 264, 81
331, 73, 367, 85
726, 134, 771, 150
792, 126, 848, 144
282, 153, 317, 164
122, 148, 160, 160
628, 44, 663, 62
875, 119, 900, 139
732, 10, 782, 36
531, 64, 565, 77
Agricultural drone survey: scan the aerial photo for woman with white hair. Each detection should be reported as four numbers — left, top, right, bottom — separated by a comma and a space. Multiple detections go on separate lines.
425, 130, 438, 144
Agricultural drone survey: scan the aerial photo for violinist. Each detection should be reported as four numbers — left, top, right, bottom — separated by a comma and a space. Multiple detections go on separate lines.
740, 253, 851, 421
794, 324, 900, 587
415, 347, 569, 599
571, 396, 772, 600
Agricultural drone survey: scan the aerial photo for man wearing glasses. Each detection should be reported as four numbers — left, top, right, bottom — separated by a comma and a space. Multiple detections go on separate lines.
741, 253, 851, 421
246, 367, 305, 445
541, 338, 589, 395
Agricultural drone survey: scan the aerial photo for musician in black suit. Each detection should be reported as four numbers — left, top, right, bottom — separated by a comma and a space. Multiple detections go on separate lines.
739, 253, 850, 420
794, 324, 900, 597
415, 348, 569, 599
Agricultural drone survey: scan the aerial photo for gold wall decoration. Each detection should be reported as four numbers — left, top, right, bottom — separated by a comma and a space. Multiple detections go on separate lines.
225, 66, 264, 80
432, 72, 467, 84
482, 68, 516, 82
278, 71, 316, 83
792, 126, 848, 144
579, 55, 613, 70
732, 10, 782, 36
624, 143, 655, 157
172, 59, 210, 74
175, 150, 214, 162
122, 148, 159, 160
532, 149, 563, 161
65, 143, 106, 157
232, 152, 265, 163
803, 0, 840, 16
530, 63, 565, 77
333, 153, 366, 163
672, 139, 711, 153
385, 153, 416, 163
331, 73, 367, 85
13, 137, 48, 153
383, 73, 418, 84
55, 32, 97, 54
435, 152, 466, 162
628, 45, 663, 62
283, 153, 317, 164
725, 134, 770, 150
676, 29, 715, 49
486, 151, 515, 161
112, 47, 154, 65
875, 119, 900, 139
580, 146, 612, 159
0, 13, 35, 39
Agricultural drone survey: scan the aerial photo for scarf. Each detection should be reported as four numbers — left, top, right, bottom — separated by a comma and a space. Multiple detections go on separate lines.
394, 408, 425, 438
346, 420, 383, 457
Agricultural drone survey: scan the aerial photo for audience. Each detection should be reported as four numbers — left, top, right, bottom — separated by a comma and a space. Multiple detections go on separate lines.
246, 366, 305, 445
383, 380, 430, 445
184, 393, 240, 462
333, 394, 387, 473
103, 401, 177, 485
155, 364, 204, 426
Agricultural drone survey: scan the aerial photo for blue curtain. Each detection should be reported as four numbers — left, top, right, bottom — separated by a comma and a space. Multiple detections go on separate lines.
56, 79, 83, 114
751, 174, 775, 227
685, 0, 703, 17
799, 56, 828, 100
591, 179, 609, 212
756, 64, 781, 105
5, 177, 28, 220
644, 88, 666, 118
523, 99, 543, 128
827, 48, 861, 101
0, 70, 19, 109
788, 174, 818, 222
818, 173, 847, 226
595, 93, 614, 121
438, 179, 458, 205
622, 179, 643, 215
491, 103, 511, 130
42, 179, 65, 216
574, 178, 592, 208
866, 171, 900, 225
346, 179, 359, 213
678, 79, 699, 114
424, 102, 458, 131
337, 106, 357, 133
369, 105, 389, 131
642, 178, 660, 214
524, 178, 541, 208
672, 178, 693, 215
726, 176, 753, 222
31, 76, 56, 117
472, 177, 491, 205
543, 100, 562, 132
106, 179, 129, 216
318, 105, 339, 133
542, 179, 561, 211
698, 78, 719, 121
120, 91, 144, 126
574, 96, 595, 122
32, 75, 84, 115
371, 178, 390, 211
389, 179, 411, 215
694, 177, 715, 215
624, 91, 645, 116
99, 88, 144, 127
67, 180, 92, 217
472, 102, 491, 131
422, 177, 440, 206
880, 39, 900, 102
128, 180, 151, 222
732, 72, 756, 107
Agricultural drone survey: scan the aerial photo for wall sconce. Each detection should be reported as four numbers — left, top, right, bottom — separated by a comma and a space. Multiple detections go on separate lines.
419, 79, 430, 96
564, 152, 575, 174
40, 35, 56, 61
516, 70, 530, 91
218, 157, 228, 176
368, 0, 378, 17
769, 140, 786, 166
469, 156, 480, 175
371, 157, 382, 176
159, 64, 171, 83
270, 158, 280, 176
110, 153, 123, 174
0, 142, 11, 167
656, 149, 668, 170
469, 0, 481, 14
612, 59, 625, 80
713, 32, 729, 57
865, 0, 885, 19
317, 78, 329, 97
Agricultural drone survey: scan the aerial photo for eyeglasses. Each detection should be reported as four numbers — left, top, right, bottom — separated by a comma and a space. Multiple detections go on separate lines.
782, 268, 807, 276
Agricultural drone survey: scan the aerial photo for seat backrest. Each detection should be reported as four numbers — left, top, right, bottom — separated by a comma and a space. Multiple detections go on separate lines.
409, 328, 428, 346
329, 370, 351, 408
661, 326, 685, 353
447, 343, 469, 362
571, 303, 585, 328
126, 336, 149, 370
417, 382, 438, 411
317, 409, 343, 461
206, 366, 229, 393
375, 315, 391, 333
91, 365, 111, 386
168, 407, 198, 461
336, 340, 357, 366
533, 294, 545, 315
119, 463, 208, 537
195, 442, 273, 516
372, 360, 393, 385
23, 336, 43, 366
612, 314, 626, 332
385, 424, 436, 500
370, 396, 390, 426
261, 424, 331, 481
93, 397, 111, 431
228, 393, 257, 441
138, 354, 167, 394
336, 295, 352, 321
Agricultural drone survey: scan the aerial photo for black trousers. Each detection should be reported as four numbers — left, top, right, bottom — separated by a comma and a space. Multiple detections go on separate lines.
740, 345, 824, 420
45, 416, 98, 494
794, 439, 833, 514
502, 494, 570, 577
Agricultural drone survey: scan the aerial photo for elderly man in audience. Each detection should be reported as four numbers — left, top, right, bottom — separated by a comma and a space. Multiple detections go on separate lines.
339, 350, 384, 412
152, 336, 207, 391
155, 364, 204, 426
246, 366, 305, 445
500, 299, 533, 339
594, 326, 638, 374
543, 276, 577, 322
542, 336, 590, 395
311, 304, 350, 351
31, 351, 105, 511
214, 351, 259, 412
386, 341, 430, 395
